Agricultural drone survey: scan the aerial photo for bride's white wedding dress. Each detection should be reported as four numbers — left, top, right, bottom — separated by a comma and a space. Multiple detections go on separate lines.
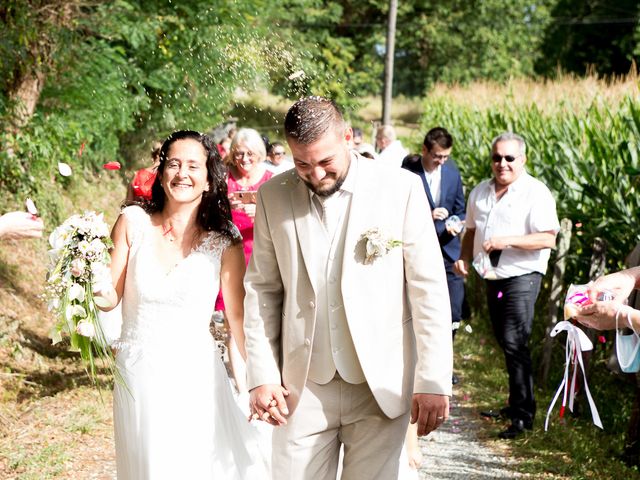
112, 206, 269, 479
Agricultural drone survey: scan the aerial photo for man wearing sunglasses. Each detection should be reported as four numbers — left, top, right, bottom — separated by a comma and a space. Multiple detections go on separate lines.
454, 132, 560, 439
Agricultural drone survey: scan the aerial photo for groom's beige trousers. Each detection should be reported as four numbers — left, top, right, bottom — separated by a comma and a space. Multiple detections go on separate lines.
272, 374, 409, 480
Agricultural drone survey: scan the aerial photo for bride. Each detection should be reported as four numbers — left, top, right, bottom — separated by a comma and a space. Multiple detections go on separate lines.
98, 130, 269, 479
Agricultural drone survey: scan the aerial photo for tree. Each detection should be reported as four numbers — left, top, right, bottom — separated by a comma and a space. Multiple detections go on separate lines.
0, 0, 279, 217
536, 0, 640, 76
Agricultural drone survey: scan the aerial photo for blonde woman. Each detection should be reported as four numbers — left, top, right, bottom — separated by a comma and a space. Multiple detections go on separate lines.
215, 128, 273, 394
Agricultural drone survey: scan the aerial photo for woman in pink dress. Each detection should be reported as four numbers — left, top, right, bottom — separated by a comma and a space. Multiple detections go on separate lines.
216, 128, 273, 393
225, 128, 273, 264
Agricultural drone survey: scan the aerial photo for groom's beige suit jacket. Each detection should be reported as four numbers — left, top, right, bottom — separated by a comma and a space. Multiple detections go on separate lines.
244, 154, 453, 419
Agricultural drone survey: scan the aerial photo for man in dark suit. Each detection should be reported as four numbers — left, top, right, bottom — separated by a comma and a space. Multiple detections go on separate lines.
402, 127, 466, 384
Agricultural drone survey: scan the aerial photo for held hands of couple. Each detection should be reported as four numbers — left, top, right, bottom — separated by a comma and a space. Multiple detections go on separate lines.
249, 384, 290, 426
411, 393, 449, 437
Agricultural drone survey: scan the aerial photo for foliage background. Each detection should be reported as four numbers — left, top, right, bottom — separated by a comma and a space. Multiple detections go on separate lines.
2, 0, 640, 477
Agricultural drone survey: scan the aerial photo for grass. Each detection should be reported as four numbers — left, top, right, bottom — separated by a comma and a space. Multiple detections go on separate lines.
0, 387, 115, 479
455, 280, 640, 479
7, 442, 69, 479
0, 167, 125, 479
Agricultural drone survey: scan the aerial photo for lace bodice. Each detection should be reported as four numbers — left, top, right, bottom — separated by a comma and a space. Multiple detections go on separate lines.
115, 206, 239, 360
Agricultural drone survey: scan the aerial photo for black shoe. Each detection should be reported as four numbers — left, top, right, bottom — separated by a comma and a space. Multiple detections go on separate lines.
452, 374, 459, 385
480, 407, 510, 420
498, 419, 527, 439
480, 410, 501, 419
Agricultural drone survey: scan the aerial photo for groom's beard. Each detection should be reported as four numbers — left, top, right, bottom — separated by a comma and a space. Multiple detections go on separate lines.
302, 159, 350, 197
302, 173, 346, 197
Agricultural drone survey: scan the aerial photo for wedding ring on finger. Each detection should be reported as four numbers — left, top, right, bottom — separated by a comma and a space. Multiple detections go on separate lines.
437, 416, 445, 420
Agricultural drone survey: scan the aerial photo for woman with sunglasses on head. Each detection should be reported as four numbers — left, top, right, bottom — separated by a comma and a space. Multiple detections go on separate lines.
215, 128, 273, 395
98, 131, 269, 479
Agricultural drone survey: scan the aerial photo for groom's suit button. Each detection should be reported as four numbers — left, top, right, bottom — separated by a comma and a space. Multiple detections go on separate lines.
309, 301, 315, 309
304, 338, 311, 346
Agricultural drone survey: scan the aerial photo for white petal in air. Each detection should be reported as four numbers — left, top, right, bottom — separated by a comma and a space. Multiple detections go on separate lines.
25, 198, 38, 215
288, 70, 305, 80
58, 162, 72, 177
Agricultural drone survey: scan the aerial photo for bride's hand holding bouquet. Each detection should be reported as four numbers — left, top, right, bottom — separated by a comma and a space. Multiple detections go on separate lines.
45, 211, 121, 385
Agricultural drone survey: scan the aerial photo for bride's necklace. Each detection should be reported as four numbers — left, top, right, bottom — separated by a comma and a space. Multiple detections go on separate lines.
162, 224, 175, 242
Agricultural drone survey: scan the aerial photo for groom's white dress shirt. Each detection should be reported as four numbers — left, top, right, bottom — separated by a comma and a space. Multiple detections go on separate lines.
307, 161, 366, 385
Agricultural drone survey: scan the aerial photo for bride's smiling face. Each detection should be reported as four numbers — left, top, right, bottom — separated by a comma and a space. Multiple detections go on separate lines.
160, 139, 210, 204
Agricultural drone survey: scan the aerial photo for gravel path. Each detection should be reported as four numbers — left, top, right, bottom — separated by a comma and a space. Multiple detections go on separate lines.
416, 392, 526, 479
94, 398, 525, 480
92, 383, 525, 480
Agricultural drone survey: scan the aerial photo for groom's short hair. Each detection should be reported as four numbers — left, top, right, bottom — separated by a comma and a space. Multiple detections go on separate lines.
284, 96, 345, 144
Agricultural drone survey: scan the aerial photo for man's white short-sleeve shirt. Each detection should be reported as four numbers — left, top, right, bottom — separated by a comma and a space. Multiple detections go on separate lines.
466, 172, 560, 279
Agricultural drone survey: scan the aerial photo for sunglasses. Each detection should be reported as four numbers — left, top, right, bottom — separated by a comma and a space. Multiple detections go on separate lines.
491, 153, 521, 163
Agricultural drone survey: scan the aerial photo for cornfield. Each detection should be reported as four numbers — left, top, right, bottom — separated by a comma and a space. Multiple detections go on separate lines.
419, 75, 640, 282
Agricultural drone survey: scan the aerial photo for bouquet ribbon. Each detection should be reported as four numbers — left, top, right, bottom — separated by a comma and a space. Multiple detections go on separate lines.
544, 320, 603, 431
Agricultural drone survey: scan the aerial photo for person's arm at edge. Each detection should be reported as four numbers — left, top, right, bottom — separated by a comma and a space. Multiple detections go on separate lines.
454, 227, 475, 277
97, 211, 131, 311
483, 231, 557, 252
402, 175, 452, 435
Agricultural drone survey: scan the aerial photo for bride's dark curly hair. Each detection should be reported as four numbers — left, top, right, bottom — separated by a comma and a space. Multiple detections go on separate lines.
139, 130, 237, 242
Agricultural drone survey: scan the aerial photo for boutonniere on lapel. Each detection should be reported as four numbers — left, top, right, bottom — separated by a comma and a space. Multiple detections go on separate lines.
359, 228, 402, 264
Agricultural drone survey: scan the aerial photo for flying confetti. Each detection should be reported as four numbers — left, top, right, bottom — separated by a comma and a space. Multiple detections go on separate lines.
103, 161, 121, 170
25, 198, 38, 216
58, 162, 72, 177
288, 70, 305, 80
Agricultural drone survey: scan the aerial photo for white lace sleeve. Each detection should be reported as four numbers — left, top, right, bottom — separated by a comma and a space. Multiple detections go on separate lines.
229, 222, 242, 243
197, 223, 242, 260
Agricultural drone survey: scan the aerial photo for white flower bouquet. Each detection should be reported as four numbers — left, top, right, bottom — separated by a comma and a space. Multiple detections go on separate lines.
45, 211, 119, 385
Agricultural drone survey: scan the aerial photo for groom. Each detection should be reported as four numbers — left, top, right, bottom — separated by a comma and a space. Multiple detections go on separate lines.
244, 96, 453, 479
